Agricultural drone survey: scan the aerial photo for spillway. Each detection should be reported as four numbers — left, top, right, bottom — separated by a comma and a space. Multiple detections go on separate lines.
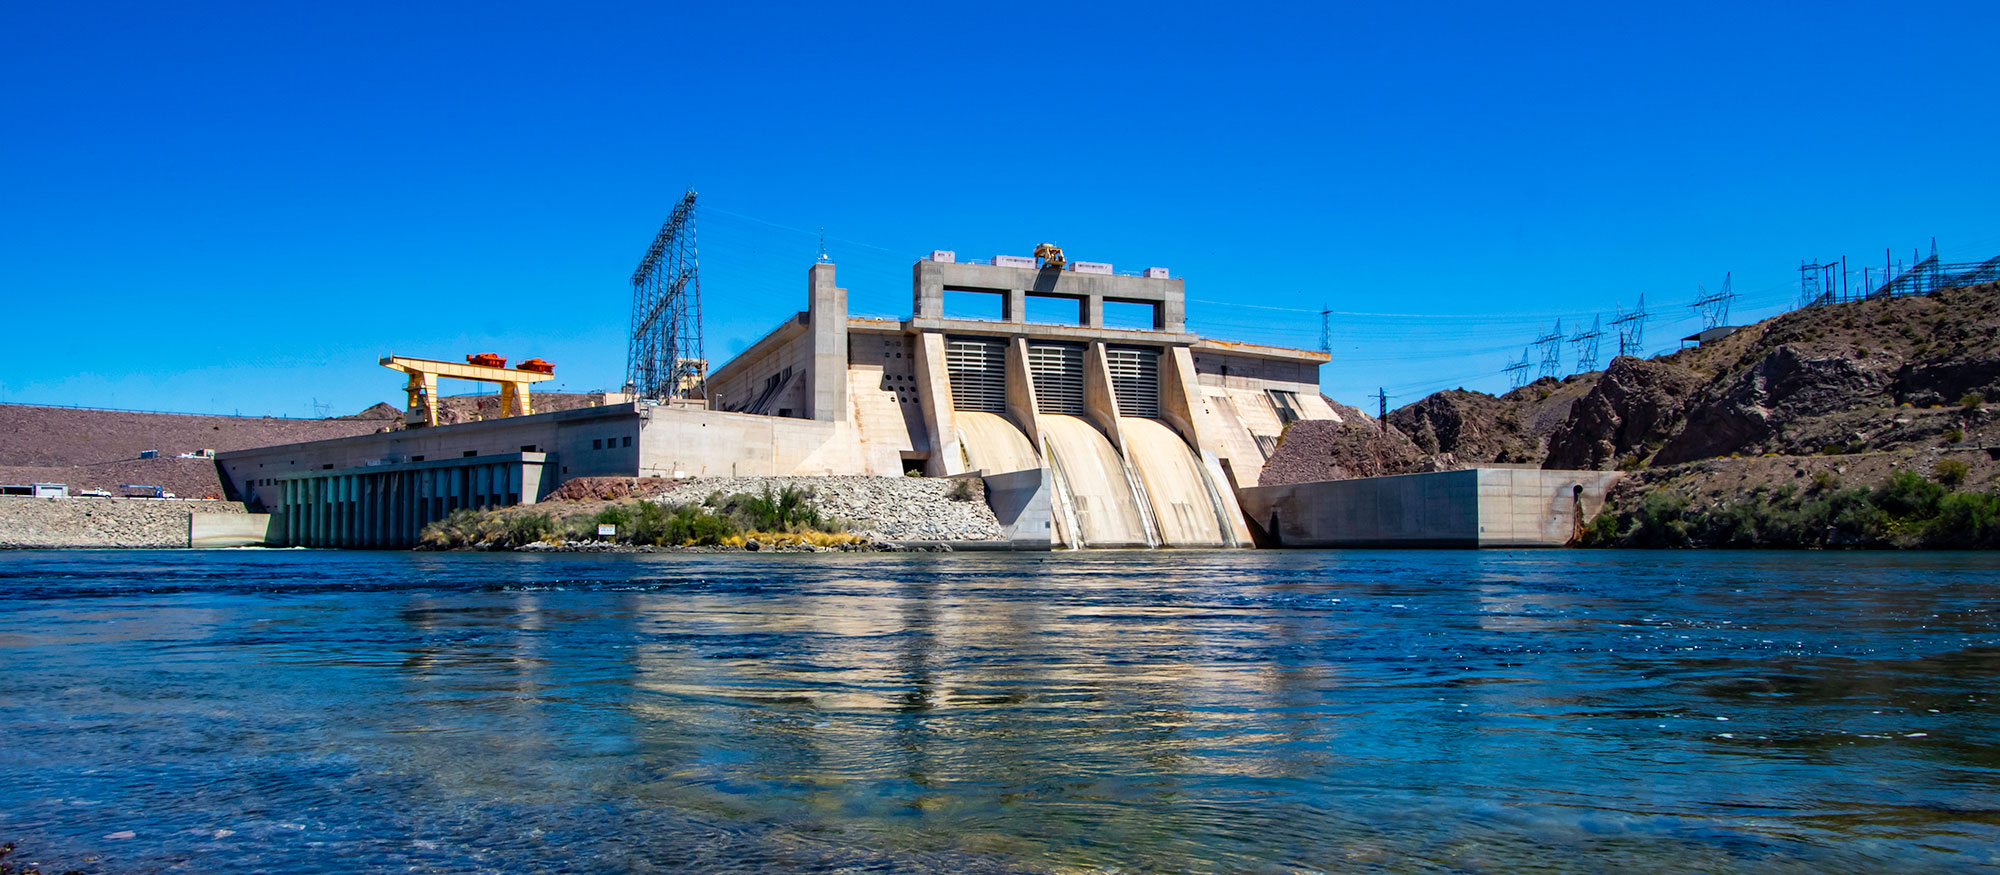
955, 411, 1040, 475
1037, 414, 1152, 548
1120, 417, 1234, 547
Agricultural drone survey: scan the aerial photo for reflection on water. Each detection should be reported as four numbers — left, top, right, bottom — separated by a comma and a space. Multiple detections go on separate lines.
1, 550, 1997, 873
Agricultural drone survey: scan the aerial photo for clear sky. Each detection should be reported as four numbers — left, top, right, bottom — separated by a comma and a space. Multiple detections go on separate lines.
5, 1, 1998, 417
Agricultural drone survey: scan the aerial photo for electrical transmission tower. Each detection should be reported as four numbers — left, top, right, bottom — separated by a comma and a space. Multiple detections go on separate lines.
1569, 316, 1604, 373
1799, 259, 1838, 307
1374, 387, 1389, 425
1689, 272, 1736, 331
627, 190, 707, 402
1533, 319, 1564, 379
1503, 347, 1532, 389
1610, 294, 1647, 358
1318, 303, 1332, 354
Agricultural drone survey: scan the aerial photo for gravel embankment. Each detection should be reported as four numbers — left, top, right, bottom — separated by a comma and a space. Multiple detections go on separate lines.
654, 475, 1004, 542
0, 496, 248, 548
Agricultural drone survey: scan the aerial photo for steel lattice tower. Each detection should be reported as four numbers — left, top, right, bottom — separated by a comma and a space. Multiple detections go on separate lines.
1533, 319, 1564, 379
1689, 272, 1736, 331
1503, 347, 1532, 389
1611, 294, 1647, 358
1569, 316, 1604, 373
627, 190, 706, 402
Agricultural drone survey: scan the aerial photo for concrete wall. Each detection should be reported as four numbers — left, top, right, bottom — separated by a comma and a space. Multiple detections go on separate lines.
218, 404, 641, 510
191, 512, 281, 548
705, 314, 811, 416
845, 328, 929, 475
0, 496, 250, 548
1237, 468, 1624, 548
635, 405, 846, 477
1475, 468, 1624, 547
1241, 469, 1482, 548
981, 467, 1055, 548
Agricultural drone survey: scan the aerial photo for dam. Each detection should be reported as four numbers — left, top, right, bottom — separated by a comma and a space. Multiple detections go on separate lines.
216, 249, 1355, 548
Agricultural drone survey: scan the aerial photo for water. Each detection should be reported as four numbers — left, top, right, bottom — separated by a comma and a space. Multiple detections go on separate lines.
1, 550, 1996, 873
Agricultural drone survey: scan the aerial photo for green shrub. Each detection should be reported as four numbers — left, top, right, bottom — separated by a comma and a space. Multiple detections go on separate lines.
948, 478, 976, 501
665, 504, 737, 545
722, 486, 828, 533
1581, 511, 1621, 546
1934, 459, 1970, 487
1873, 470, 1943, 520
593, 505, 633, 529
1944, 427, 1965, 444
503, 513, 559, 547
1961, 392, 1985, 411
1925, 492, 2000, 548
1809, 470, 1840, 493
1629, 490, 1691, 548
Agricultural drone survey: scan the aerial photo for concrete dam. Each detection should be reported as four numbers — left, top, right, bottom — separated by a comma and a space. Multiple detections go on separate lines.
948, 336, 1240, 548
215, 250, 1377, 549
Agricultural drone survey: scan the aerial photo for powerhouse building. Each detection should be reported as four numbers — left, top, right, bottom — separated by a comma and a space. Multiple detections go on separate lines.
219, 253, 1346, 548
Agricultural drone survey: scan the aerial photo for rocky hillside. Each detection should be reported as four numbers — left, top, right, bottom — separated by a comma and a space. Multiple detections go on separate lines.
1259, 378, 1596, 485
1542, 282, 1999, 470
1262, 281, 2000, 547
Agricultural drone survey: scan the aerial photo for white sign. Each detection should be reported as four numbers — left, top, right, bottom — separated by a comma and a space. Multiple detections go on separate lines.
930, 250, 956, 263
993, 255, 1036, 268
1070, 261, 1112, 275
597, 524, 617, 537
1144, 267, 1170, 279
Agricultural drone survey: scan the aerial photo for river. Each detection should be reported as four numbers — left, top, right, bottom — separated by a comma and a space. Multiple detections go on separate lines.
0, 549, 1995, 873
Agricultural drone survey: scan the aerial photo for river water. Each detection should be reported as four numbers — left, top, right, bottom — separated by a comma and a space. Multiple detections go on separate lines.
0, 549, 1995, 873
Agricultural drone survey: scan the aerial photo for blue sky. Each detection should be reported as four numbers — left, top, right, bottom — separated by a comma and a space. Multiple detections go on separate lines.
5, 1, 1997, 416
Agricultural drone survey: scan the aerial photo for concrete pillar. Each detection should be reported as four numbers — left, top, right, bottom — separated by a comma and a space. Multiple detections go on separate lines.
1160, 278, 1186, 333
1085, 295, 1104, 329
911, 331, 965, 476
806, 262, 848, 422
1003, 337, 1044, 452
1004, 288, 1025, 323
911, 259, 943, 321
1082, 341, 1128, 455
1158, 345, 1210, 451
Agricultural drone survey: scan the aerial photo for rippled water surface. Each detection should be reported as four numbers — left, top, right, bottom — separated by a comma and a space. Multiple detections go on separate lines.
1, 549, 1997, 873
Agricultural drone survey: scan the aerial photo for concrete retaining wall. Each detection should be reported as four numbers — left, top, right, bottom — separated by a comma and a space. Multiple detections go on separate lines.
0, 496, 251, 548
1237, 468, 1622, 548
190, 512, 282, 548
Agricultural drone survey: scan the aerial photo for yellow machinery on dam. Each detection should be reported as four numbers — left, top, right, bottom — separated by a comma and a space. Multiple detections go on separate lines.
380, 353, 555, 428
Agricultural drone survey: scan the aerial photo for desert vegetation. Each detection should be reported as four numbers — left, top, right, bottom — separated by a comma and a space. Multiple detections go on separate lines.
417, 485, 862, 550
1584, 462, 2000, 549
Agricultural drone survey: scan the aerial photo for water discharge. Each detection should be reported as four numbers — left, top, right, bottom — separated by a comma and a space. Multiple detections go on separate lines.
952, 410, 1038, 475
1036, 414, 1150, 547
1120, 416, 1232, 547
2, 549, 1997, 874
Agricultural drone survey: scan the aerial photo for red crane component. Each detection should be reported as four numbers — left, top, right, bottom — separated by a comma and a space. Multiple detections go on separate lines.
515, 358, 555, 374
466, 353, 507, 368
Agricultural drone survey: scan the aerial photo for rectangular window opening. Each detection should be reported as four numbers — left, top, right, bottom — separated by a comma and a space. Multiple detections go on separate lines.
942, 288, 1005, 321
1103, 299, 1161, 330
1023, 293, 1084, 326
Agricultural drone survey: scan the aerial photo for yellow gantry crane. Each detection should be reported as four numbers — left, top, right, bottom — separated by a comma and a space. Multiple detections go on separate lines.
379, 353, 555, 427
